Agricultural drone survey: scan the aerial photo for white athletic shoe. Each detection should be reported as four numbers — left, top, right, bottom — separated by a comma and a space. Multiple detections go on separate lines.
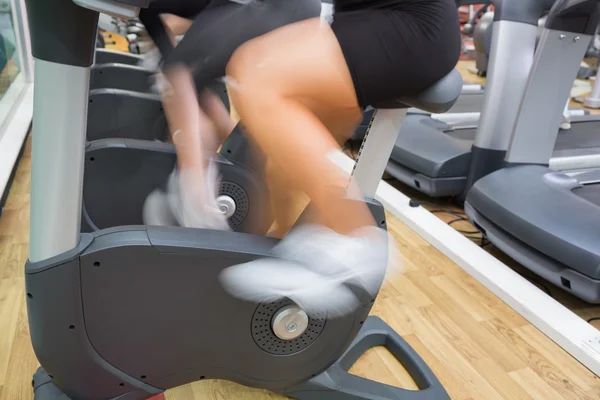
143, 163, 231, 230
219, 259, 360, 318
139, 47, 162, 71
219, 224, 397, 317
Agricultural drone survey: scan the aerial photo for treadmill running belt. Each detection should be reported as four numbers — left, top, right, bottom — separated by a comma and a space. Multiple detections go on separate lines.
446, 92, 483, 114
573, 184, 600, 205
446, 127, 478, 141
554, 121, 600, 151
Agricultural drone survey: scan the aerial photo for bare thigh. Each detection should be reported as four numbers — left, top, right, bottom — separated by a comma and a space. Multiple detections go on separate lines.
226, 18, 366, 235
226, 17, 363, 137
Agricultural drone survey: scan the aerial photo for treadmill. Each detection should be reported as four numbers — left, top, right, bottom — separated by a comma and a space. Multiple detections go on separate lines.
387, 0, 597, 198
351, 0, 488, 139
465, 0, 600, 303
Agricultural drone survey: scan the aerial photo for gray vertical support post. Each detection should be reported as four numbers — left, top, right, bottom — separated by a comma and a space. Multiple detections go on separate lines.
29, 60, 91, 262
506, 29, 594, 164
25, 0, 100, 263
350, 109, 407, 199
463, 0, 557, 194
26, 0, 145, 263
471, 20, 538, 152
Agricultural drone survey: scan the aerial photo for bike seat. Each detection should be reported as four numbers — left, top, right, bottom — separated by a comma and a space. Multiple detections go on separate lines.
370, 69, 463, 114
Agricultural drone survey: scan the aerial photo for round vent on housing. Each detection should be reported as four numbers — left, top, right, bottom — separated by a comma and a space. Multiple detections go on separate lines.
251, 298, 326, 355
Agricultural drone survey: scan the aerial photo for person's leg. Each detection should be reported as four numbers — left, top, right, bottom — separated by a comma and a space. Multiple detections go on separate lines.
143, 0, 321, 229
226, 18, 374, 236
143, 64, 229, 230
198, 89, 236, 144
219, 18, 393, 316
265, 99, 363, 238
161, 0, 322, 154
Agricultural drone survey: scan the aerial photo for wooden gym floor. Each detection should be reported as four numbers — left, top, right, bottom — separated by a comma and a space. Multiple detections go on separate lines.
1, 61, 600, 399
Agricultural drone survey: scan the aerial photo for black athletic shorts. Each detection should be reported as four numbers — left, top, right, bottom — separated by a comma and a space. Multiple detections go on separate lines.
160, 0, 322, 90
331, 0, 461, 108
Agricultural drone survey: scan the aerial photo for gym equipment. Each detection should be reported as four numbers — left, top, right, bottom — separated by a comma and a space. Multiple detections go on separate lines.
386, 0, 594, 199
461, 3, 489, 36
351, 0, 488, 141
472, 12, 549, 78
473, 9, 596, 79
25, 1, 463, 399
386, 0, 553, 198
573, 67, 600, 109
471, 8, 493, 77
465, 0, 600, 303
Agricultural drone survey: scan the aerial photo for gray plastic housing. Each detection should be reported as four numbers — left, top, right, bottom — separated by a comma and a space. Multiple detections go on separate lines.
466, 166, 600, 281
28, 199, 388, 398
545, 0, 600, 34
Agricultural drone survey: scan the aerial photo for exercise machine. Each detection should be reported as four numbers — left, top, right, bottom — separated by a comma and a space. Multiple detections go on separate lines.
351, 0, 488, 140
386, 0, 596, 199
465, 0, 600, 303
386, 0, 556, 198
25, 1, 463, 399
573, 66, 600, 109
470, 7, 493, 77
83, 0, 323, 233
472, 8, 596, 79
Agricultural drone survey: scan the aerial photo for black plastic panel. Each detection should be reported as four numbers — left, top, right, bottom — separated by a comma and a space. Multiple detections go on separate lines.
81, 139, 272, 235
87, 90, 168, 141
90, 64, 154, 92
546, 0, 600, 34
25, 0, 99, 66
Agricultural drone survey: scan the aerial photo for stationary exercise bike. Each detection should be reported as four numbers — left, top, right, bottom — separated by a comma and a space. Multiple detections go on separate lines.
25, 0, 463, 399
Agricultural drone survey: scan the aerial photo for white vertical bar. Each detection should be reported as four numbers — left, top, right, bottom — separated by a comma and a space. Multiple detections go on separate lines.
349, 109, 407, 199
29, 59, 89, 262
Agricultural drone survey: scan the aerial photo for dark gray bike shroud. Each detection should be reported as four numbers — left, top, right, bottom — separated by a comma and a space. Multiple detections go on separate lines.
25, 0, 463, 399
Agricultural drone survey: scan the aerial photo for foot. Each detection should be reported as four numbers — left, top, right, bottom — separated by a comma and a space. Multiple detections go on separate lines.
143, 163, 231, 230
219, 224, 396, 317
139, 47, 162, 71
